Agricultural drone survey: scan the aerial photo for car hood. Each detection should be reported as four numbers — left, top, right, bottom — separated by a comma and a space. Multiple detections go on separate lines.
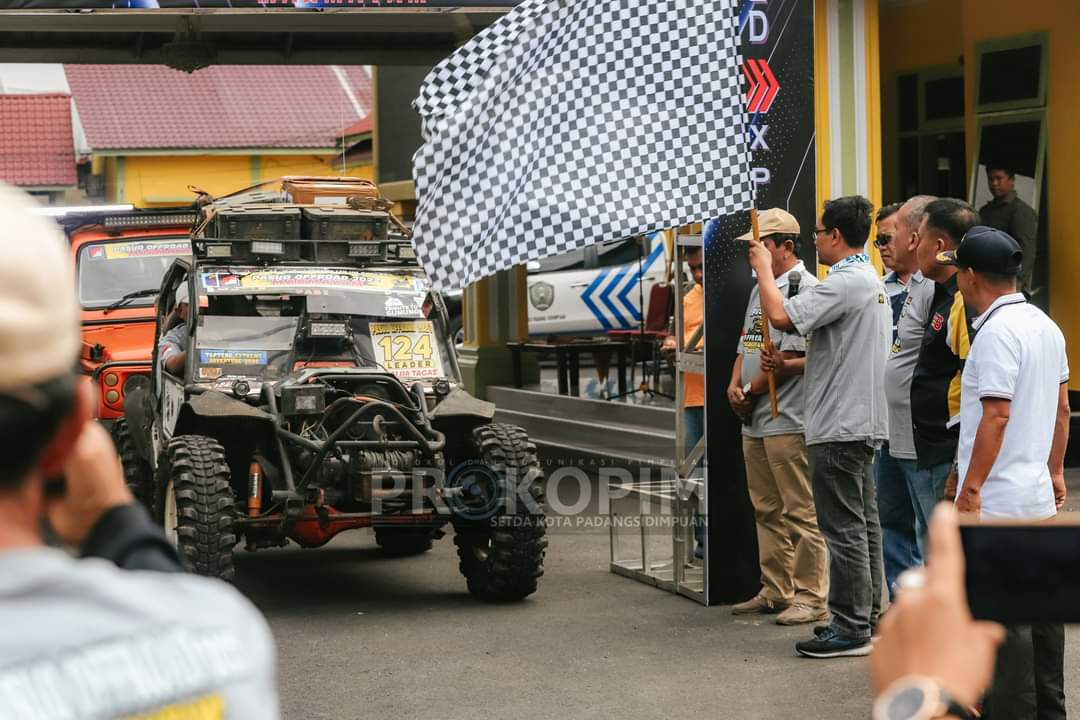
81, 320, 157, 362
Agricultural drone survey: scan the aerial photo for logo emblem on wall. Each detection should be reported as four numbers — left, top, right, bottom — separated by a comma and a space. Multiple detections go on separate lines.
530, 282, 555, 311
742, 58, 780, 114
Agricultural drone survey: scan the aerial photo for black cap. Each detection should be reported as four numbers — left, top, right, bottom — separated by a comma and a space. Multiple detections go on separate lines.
936, 225, 1023, 275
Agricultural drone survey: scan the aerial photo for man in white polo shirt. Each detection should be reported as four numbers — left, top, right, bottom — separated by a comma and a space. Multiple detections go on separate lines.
939, 225, 1069, 719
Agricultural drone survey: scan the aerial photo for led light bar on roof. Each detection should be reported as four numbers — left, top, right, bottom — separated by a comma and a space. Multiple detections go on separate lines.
103, 213, 199, 228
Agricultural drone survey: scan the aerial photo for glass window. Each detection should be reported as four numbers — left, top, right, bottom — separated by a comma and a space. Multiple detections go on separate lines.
978, 43, 1043, 107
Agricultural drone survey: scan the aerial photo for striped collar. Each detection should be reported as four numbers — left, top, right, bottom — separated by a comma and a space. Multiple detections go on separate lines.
972, 292, 1027, 331
829, 253, 870, 274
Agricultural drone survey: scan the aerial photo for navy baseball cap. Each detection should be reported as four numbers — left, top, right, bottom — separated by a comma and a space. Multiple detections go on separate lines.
936, 225, 1023, 276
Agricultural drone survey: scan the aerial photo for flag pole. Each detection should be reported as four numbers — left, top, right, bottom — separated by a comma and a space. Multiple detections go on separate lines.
750, 208, 780, 419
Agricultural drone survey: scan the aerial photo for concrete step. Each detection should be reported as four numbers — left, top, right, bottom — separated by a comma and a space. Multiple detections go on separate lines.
487, 385, 674, 432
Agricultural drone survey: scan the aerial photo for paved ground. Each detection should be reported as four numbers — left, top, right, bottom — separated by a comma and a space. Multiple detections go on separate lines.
238, 471, 1080, 720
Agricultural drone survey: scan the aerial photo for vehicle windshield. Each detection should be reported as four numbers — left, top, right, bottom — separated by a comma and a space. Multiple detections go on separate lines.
192, 267, 454, 384
194, 315, 299, 383
78, 238, 190, 309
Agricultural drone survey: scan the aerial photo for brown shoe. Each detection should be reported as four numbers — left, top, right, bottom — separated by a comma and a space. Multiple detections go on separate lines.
775, 603, 830, 626
731, 595, 787, 615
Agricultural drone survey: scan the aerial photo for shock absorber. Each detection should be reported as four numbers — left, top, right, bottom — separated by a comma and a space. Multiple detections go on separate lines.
248, 461, 263, 517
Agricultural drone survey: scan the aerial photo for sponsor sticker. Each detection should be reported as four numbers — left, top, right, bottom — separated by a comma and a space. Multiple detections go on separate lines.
199, 349, 269, 366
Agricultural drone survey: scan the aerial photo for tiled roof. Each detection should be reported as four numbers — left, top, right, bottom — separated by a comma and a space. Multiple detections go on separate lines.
65, 65, 373, 151
0, 93, 77, 187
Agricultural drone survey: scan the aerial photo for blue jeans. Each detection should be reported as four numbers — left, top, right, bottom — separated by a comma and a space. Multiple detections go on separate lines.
875, 447, 951, 601
684, 407, 705, 556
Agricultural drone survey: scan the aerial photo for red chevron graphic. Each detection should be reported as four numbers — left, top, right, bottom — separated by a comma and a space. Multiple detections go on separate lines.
743, 58, 781, 114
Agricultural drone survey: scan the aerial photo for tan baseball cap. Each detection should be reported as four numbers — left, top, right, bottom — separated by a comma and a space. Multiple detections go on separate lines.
0, 184, 80, 392
736, 208, 801, 240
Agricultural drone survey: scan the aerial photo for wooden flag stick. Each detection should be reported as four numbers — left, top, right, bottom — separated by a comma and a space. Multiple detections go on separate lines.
750, 208, 780, 419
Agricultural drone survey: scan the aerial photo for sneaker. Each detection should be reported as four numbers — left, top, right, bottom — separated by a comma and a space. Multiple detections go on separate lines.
731, 595, 787, 615
795, 627, 872, 658
776, 603, 830, 626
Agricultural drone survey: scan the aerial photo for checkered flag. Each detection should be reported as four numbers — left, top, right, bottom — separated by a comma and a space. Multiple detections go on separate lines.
412, 0, 753, 292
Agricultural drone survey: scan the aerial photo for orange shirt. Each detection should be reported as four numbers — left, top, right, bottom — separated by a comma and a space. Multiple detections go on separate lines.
682, 283, 704, 408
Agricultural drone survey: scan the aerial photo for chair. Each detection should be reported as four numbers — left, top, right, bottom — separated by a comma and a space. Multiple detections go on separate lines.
606, 283, 674, 397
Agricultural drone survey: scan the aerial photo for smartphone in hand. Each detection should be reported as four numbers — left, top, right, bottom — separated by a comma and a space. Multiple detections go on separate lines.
960, 514, 1080, 624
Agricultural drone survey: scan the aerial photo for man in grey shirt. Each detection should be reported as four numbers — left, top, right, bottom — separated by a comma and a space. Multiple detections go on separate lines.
0, 184, 279, 719
876, 196, 936, 601
749, 196, 891, 659
726, 209, 828, 626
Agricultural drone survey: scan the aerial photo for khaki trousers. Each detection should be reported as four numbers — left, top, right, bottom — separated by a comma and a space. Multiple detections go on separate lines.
742, 434, 829, 607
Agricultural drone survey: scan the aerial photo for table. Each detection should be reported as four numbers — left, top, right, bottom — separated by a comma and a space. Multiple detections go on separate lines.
507, 340, 629, 397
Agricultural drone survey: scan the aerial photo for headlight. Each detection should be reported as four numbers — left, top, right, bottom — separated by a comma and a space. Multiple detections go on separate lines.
251, 240, 284, 256
205, 243, 232, 258
349, 242, 382, 258
309, 321, 347, 338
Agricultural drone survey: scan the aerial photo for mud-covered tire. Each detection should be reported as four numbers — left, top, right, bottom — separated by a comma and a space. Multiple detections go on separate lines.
453, 423, 547, 602
113, 419, 153, 509
374, 528, 434, 557
155, 435, 237, 581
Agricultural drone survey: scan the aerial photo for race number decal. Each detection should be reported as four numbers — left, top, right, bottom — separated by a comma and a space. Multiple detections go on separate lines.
369, 321, 444, 380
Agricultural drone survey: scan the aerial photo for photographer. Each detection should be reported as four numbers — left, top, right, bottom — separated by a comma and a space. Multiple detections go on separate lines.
0, 184, 279, 719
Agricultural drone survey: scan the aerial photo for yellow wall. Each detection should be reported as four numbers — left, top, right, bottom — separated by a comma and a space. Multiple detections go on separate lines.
880, 0, 1080, 386
110, 153, 373, 207
879, 0, 963, 202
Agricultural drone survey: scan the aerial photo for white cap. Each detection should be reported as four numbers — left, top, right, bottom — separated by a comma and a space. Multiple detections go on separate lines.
0, 184, 80, 392
175, 282, 189, 306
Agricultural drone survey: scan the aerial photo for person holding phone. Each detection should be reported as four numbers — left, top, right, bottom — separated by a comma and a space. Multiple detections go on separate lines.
0, 184, 279, 719
940, 226, 1069, 719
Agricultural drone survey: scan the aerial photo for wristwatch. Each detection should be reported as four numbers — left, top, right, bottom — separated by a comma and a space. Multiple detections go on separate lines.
742, 381, 753, 397
872, 677, 974, 720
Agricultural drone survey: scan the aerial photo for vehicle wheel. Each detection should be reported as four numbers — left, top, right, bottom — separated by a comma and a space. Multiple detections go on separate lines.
374, 527, 434, 557
452, 423, 547, 602
113, 419, 153, 509
155, 435, 237, 581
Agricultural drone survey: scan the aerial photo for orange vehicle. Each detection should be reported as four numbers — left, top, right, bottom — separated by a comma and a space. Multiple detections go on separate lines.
63, 208, 197, 431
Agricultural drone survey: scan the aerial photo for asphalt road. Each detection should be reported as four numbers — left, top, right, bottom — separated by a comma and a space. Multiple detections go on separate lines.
236, 471, 1080, 720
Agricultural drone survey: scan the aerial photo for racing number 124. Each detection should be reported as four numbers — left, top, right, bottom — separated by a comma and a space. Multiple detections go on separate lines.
377, 334, 433, 363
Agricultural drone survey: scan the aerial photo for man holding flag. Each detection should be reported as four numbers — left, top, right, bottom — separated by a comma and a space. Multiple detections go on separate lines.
748, 197, 891, 658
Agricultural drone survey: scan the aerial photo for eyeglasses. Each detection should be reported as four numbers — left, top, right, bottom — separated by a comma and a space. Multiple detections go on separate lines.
813, 227, 830, 236
874, 234, 893, 248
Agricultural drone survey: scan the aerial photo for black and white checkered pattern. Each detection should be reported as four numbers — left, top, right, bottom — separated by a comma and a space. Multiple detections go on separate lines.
412, 0, 753, 292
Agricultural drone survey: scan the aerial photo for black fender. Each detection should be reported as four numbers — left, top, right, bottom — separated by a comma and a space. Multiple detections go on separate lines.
122, 375, 155, 465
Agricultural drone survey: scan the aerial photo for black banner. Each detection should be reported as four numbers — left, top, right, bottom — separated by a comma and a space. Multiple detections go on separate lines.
703, 0, 816, 605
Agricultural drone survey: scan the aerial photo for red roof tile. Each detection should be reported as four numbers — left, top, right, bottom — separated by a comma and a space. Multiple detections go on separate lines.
65, 65, 373, 151
0, 94, 77, 187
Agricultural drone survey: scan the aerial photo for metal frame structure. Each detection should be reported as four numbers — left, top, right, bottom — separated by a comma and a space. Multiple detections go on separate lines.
608, 227, 706, 605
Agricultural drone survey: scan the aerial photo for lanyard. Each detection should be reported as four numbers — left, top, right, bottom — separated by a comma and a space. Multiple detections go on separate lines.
828, 253, 870, 273
974, 296, 1027, 332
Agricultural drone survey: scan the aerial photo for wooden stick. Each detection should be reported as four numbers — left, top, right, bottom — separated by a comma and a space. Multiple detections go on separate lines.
751, 208, 780, 419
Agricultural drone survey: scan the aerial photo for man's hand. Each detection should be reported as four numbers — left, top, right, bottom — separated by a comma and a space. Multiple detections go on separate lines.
954, 485, 981, 516
45, 421, 133, 546
760, 343, 785, 376
1052, 470, 1067, 510
747, 237, 772, 275
943, 467, 959, 503
660, 335, 676, 360
727, 384, 752, 418
870, 504, 1005, 708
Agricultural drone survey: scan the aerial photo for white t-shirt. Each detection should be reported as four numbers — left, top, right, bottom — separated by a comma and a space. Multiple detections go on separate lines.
956, 293, 1068, 520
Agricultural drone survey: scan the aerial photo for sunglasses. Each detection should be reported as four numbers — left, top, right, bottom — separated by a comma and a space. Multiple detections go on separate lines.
874, 234, 893, 248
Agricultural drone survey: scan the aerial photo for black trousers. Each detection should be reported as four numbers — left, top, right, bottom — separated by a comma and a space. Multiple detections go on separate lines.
983, 624, 1066, 720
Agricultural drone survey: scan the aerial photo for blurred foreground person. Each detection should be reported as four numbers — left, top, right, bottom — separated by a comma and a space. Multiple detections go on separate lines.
870, 504, 1005, 720
0, 184, 279, 719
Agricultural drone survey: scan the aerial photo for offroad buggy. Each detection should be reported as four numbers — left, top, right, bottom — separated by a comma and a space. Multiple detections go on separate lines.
121, 179, 548, 601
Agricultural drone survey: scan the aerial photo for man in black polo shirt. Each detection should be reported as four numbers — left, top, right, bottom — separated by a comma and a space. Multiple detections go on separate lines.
910, 198, 979, 507
979, 163, 1038, 294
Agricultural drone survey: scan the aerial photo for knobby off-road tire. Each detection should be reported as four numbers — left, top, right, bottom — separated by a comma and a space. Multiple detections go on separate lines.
374, 528, 434, 557
155, 435, 237, 582
113, 419, 153, 509
453, 423, 547, 602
